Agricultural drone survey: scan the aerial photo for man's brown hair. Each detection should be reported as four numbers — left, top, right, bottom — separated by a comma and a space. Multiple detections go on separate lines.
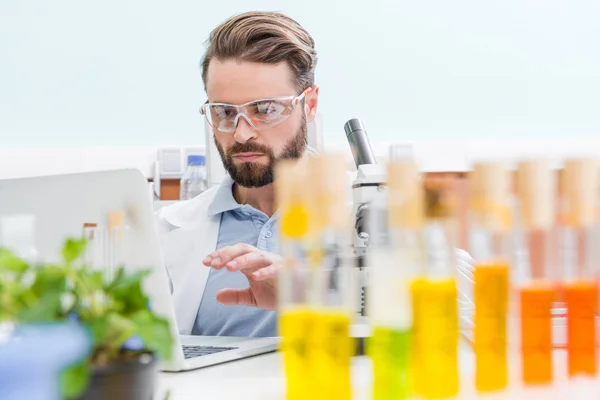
201, 11, 318, 94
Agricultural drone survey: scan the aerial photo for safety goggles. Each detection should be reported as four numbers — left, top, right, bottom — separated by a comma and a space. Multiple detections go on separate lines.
199, 88, 311, 133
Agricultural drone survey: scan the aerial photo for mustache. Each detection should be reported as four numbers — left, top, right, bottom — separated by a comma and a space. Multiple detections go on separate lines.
227, 142, 273, 156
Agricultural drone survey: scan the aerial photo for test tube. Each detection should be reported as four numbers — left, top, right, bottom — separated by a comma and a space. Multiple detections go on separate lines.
108, 211, 127, 282
560, 158, 599, 377
82, 223, 105, 271
468, 162, 511, 392
307, 154, 354, 400
368, 159, 423, 400
275, 159, 313, 400
413, 177, 460, 399
515, 159, 558, 385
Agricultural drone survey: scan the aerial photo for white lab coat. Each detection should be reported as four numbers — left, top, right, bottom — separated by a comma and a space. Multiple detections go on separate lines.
155, 186, 221, 335
155, 177, 476, 336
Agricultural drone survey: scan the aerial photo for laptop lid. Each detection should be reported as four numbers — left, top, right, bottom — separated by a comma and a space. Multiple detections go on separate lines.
0, 168, 186, 368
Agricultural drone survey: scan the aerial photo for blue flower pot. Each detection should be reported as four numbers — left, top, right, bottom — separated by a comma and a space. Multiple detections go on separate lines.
0, 322, 91, 400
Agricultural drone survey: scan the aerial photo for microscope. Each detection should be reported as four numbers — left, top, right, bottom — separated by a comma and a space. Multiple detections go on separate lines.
344, 119, 387, 316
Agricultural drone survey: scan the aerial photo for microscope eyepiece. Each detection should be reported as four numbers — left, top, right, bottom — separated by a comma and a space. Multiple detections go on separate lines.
344, 118, 366, 136
344, 118, 377, 167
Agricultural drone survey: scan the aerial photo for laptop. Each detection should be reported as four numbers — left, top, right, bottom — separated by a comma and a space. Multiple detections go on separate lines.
0, 168, 279, 372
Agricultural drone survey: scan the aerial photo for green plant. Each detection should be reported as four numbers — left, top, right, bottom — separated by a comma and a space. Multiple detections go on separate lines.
0, 237, 174, 399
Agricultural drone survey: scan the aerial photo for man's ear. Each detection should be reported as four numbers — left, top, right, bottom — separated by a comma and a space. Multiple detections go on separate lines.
304, 85, 319, 123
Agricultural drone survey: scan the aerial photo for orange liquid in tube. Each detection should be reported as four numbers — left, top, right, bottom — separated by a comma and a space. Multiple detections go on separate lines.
561, 158, 600, 378
565, 279, 597, 376
519, 283, 554, 384
516, 160, 557, 386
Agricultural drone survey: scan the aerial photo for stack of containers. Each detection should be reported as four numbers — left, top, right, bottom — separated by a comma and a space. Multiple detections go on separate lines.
278, 150, 600, 399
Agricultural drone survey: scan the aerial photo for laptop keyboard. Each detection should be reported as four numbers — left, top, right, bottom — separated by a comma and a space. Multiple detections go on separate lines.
183, 345, 238, 359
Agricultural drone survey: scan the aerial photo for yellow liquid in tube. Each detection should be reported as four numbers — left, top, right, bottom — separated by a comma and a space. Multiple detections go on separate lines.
280, 201, 312, 399
310, 309, 352, 399
474, 263, 509, 392
280, 307, 317, 400
411, 278, 426, 396
413, 278, 459, 399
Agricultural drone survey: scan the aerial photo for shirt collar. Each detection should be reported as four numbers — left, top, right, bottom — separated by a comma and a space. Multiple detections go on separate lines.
207, 175, 242, 216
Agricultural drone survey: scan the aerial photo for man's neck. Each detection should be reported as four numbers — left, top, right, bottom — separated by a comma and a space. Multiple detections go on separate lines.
233, 182, 276, 217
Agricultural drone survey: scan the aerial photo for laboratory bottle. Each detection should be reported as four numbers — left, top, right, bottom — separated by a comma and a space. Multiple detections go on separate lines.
180, 155, 208, 200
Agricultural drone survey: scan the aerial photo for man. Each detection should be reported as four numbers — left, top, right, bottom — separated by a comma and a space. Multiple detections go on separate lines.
156, 11, 475, 338
156, 11, 318, 337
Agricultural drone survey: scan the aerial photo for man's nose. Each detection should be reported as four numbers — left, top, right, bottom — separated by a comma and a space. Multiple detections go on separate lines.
233, 115, 258, 143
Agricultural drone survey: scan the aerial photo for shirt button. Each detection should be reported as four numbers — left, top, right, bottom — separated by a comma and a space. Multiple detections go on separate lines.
265, 231, 272, 238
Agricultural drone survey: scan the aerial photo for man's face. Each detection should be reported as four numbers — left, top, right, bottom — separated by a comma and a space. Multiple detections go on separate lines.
205, 59, 318, 188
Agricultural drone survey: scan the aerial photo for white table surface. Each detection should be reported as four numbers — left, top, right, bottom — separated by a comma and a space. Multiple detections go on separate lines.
157, 352, 372, 400
156, 341, 600, 400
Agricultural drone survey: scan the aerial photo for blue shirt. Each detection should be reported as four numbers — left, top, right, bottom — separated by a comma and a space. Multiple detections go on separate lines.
192, 176, 279, 337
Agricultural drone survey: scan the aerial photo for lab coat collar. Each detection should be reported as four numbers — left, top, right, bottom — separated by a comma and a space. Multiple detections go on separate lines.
159, 186, 219, 229
206, 175, 240, 216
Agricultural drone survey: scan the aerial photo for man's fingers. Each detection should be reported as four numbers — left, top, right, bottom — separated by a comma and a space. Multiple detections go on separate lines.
216, 288, 257, 307
203, 243, 254, 268
250, 264, 279, 281
226, 251, 279, 273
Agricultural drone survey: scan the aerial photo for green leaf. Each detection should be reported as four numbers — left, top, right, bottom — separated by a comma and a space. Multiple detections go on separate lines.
85, 315, 110, 346
31, 266, 67, 297
108, 269, 151, 313
17, 291, 63, 321
132, 309, 174, 361
107, 268, 150, 292
13, 266, 68, 321
75, 269, 105, 294
0, 248, 29, 273
87, 312, 137, 350
62, 238, 87, 264
106, 266, 126, 288
60, 360, 90, 400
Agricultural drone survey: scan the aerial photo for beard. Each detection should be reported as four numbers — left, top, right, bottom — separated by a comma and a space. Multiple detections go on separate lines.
214, 121, 307, 188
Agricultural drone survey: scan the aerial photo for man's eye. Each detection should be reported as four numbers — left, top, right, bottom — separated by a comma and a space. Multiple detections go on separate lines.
214, 106, 236, 118
255, 101, 285, 116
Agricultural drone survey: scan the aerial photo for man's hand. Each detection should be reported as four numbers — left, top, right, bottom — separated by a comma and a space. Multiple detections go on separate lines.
203, 243, 281, 310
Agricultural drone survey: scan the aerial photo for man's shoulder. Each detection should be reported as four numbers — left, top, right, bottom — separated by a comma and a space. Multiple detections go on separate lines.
155, 186, 219, 232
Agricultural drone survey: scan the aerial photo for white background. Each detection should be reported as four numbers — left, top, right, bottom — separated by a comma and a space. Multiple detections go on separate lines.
2, 0, 600, 150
